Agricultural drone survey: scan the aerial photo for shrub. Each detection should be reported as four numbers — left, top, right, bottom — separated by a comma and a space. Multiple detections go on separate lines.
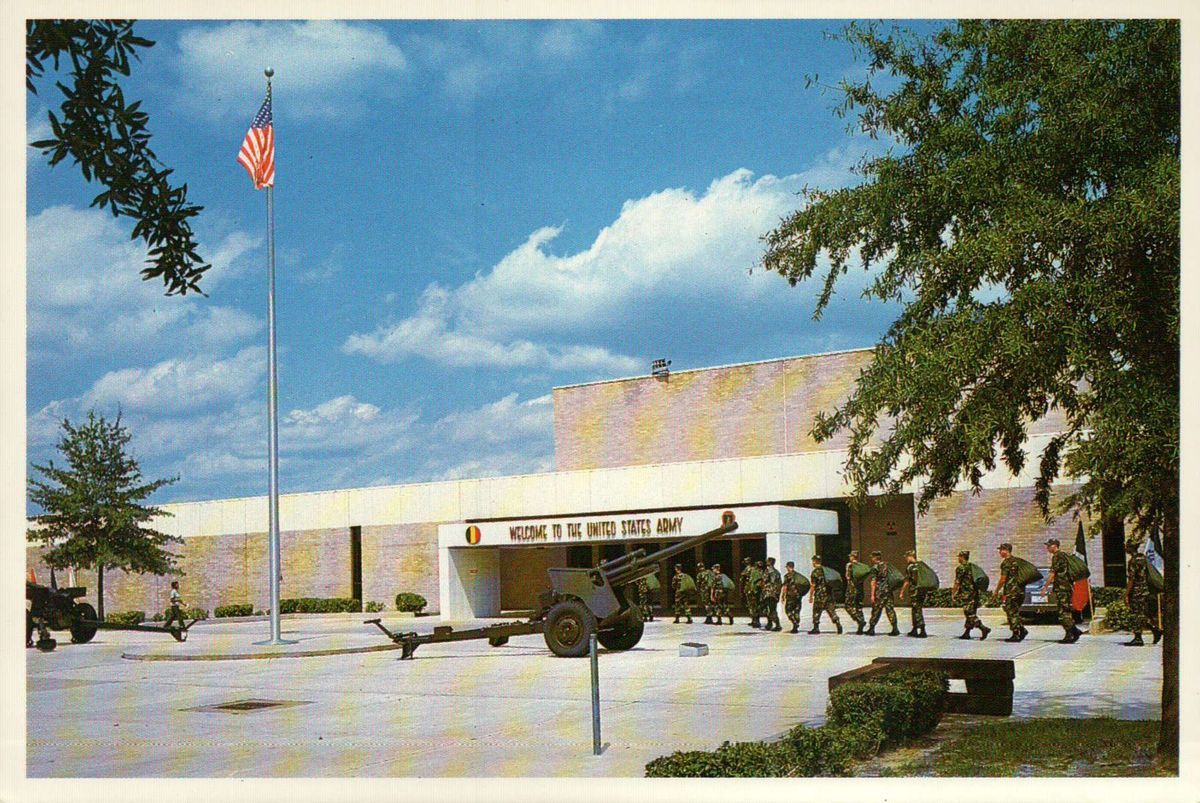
105, 611, 145, 626
1092, 587, 1125, 609
214, 604, 253, 618
1101, 599, 1135, 632
278, 597, 362, 614
151, 612, 164, 622
645, 741, 795, 777
395, 593, 427, 613
364, 600, 385, 613
254, 609, 264, 616
184, 606, 208, 620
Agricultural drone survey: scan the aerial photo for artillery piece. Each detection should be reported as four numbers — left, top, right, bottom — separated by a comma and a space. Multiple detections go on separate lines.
26, 570, 197, 652
367, 514, 739, 659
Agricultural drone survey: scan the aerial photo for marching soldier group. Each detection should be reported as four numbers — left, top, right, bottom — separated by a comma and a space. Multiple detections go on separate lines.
648, 538, 1163, 646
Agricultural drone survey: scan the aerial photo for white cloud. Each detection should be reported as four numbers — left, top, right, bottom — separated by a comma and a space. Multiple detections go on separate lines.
176, 21, 407, 118
27, 112, 51, 168
343, 164, 870, 371
27, 205, 260, 364
81, 347, 265, 413
434, 393, 552, 445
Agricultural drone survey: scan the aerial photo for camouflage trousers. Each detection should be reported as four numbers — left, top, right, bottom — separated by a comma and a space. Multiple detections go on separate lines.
634, 583, 655, 621
1052, 586, 1074, 632
784, 597, 803, 629
1001, 590, 1023, 631
869, 595, 897, 629
164, 604, 185, 629
909, 590, 927, 629
673, 591, 695, 619
1128, 590, 1149, 635
699, 587, 714, 618
764, 596, 781, 629
959, 597, 983, 630
813, 595, 841, 628
711, 588, 730, 619
843, 596, 866, 626
743, 592, 759, 620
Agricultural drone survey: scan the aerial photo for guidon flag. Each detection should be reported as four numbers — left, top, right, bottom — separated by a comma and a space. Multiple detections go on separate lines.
237, 85, 275, 190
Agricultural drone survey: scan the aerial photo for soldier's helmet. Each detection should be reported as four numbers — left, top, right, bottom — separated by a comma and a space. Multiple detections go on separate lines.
766, 557, 776, 564
812, 554, 822, 564
1124, 540, 1140, 555
674, 564, 682, 571
870, 550, 882, 559
713, 563, 721, 571
998, 542, 1013, 552
958, 550, 970, 560
848, 550, 859, 560
904, 549, 916, 559
1044, 538, 1060, 547
786, 560, 795, 568
743, 556, 751, 564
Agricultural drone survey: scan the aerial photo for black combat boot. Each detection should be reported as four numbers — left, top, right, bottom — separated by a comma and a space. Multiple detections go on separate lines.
1123, 634, 1145, 646
790, 624, 799, 634
979, 625, 991, 640
1058, 628, 1076, 644
750, 618, 760, 629
958, 628, 972, 640
704, 616, 713, 624
888, 625, 900, 636
673, 617, 680, 624
856, 622, 865, 635
1152, 626, 1163, 645
808, 626, 820, 634
916, 627, 928, 638
906, 627, 917, 637
1017, 626, 1029, 642
865, 625, 876, 636
1004, 631, 1020, 642
728, 615, 734, 625
774, 623, 783, 632
836, 621, 843, 634
686, 616, 693, 624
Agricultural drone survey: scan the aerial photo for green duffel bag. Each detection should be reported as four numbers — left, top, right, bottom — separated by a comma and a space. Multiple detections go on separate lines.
1147, 562, 1165, 594
792, 573, 812, 596
819, 566, 845, 600
848, 562, 873, 583
888, 564, 906, 592
718, 573, 735, 591
1063, 553, 1090, 581
676, 574, 696, 593
914, 561, 940, 591
968, 563, 990, 592
1012, 557, 1043, 587
645, 572, 661, 591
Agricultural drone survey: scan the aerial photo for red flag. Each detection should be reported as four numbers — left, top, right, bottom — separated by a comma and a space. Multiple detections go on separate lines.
237, 85, 274, 190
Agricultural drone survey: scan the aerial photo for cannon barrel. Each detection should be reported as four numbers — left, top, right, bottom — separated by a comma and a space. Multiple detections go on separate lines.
597, 548, 646, 574
605, 520, 738, 587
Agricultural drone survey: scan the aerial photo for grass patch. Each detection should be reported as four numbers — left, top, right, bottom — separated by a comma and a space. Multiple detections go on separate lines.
888, 718, 1170, 777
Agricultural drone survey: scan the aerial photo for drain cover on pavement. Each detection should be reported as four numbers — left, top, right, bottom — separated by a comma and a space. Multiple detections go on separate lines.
187, 698, 312, 713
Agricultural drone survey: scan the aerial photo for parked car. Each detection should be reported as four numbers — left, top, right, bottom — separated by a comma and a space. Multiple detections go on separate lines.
1020, 565, 1092, 624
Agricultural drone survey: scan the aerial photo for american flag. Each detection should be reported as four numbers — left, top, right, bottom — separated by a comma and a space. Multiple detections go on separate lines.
237, 86, 274, 190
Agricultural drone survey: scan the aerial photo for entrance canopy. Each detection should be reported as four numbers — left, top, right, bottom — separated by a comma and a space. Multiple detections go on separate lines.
437, 504, 838, 620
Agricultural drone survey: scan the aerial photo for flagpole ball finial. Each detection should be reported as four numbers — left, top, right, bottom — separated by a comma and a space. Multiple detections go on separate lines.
265, 67, 274, 78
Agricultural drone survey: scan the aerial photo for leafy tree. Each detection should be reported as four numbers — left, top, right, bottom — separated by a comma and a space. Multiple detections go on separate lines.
763, 20, 1178, 766
28, 411, 181, 619
27, 19, 210, 295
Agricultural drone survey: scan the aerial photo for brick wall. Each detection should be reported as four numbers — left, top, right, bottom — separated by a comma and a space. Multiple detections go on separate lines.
553, 350, 1069, 471
916, 485, 1096, 577
360, 523, 440, 613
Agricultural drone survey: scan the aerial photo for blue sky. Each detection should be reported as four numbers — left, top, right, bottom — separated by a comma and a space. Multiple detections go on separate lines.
27, 19, 924, 504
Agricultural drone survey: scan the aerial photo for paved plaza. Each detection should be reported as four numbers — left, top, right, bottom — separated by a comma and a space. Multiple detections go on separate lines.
26, 610, 1161, 777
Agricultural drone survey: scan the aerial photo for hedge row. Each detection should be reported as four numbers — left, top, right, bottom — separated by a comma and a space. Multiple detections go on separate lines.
395, 593, 427, 613
645, 669, 947, 777
214, 604, 253, 618
279, 597, 362, 614
105, 611, 145, 626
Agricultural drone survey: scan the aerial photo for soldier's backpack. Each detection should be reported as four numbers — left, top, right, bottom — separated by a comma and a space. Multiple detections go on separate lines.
815, 566, 844, 602
645, 572, 661, 591
794, 573, 812, 596
848, 561, 873, 584
1011, 557, 1043, 587
886, 564, 906, 592
968, 563, 990, 592
914, 561, 940, 591
1063, 553, 1090, 581
1147, 561, 1165, 594
676, 574, 696, 593
718, 573, 735, 591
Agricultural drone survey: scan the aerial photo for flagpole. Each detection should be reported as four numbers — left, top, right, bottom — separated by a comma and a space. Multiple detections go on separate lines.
257, 66, 292, 646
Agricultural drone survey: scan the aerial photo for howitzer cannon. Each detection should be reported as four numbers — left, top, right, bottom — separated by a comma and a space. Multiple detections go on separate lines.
367, 515, 739, 659
26, 570, 197, 652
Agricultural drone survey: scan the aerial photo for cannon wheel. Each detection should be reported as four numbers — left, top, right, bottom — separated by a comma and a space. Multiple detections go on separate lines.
543, 599, 595, 657
70, 603, 99, 644
596, 611, 644, 651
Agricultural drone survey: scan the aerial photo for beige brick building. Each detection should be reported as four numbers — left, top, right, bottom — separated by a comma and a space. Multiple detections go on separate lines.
28, 348, 1115, 619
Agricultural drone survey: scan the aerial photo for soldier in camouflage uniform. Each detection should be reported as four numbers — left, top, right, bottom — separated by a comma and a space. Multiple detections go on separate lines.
844, 550, 867, 634
1123, 540, 1162, 646
711, 563, 733, 625
995, 543, 1028, 642
741, 557, 762, 628
899, 550, 928, 638
634, 577, 654, 622
696, 563, 714, 624
866, 550, 899, 636
761, 557, 783, 631
808, 555, 843, 634
952, 550, 990, 640
1044, 538, 1081, 644
781, 561, 805, 633
670, 564, 695, 624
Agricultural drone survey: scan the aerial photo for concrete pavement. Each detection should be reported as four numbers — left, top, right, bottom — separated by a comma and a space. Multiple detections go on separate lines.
26, 610, 1162, 777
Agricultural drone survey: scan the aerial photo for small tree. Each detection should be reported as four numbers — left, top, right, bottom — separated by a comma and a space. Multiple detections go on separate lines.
28, 411, 181, 619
